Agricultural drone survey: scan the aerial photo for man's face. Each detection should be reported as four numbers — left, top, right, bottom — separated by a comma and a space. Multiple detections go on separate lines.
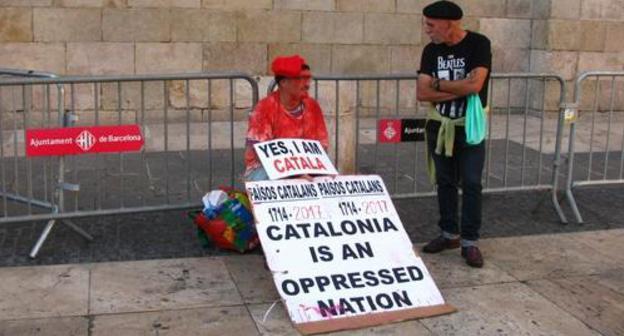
281, 69, 312, 100
424, 17, 451, 44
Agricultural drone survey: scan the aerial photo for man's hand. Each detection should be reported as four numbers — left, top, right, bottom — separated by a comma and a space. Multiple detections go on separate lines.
417, 74, 461, 103
417, 67, 489, 103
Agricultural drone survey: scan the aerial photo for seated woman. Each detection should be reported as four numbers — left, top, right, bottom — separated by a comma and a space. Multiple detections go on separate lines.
244, 55, 329, 181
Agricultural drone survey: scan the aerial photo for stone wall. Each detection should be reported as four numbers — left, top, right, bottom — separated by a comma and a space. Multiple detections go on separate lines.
528, 0, 624, 110
0, 0, 622, 114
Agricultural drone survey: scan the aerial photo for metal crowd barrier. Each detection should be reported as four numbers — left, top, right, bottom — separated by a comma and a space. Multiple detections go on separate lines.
0, 71, 258, 257
1, 69, 580, 259
561, 71, 624, 224
269, 73, 568, 222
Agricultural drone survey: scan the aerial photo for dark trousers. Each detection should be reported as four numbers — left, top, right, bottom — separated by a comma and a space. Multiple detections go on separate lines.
426, 120, 485, 241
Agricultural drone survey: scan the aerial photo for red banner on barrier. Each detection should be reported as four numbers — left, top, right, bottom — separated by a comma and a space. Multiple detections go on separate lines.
26, 125, 144, 157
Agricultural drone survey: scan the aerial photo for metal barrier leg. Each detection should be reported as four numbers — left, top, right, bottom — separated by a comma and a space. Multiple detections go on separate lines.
63, 219, 94, 241
565, 187, 584, 224
29, 217, 94, 259
552, 189, 568, 224
29, 219, 57, 258
565, 122, 584, 224
30, 91, 94, 258
552, 103, 569, 224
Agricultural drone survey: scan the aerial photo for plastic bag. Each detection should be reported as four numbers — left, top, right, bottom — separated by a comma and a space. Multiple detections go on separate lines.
201, 190, 228, 219
189, 188, 259, 253
465, 93, 487, 145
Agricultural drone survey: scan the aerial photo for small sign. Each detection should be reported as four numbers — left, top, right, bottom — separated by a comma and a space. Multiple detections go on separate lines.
564, 108, 577, 123
26, 125, 144, 157
253, 138, 338, 180
378, 119, 401, 143
246, 175, 455, 335
378, 119, 426, 143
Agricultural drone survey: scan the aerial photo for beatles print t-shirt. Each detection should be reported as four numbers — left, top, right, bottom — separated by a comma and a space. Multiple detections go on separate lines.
419, 31, 492, 119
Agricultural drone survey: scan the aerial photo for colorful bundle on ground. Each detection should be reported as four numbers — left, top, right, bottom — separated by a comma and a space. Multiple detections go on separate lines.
189, 189, 259, 253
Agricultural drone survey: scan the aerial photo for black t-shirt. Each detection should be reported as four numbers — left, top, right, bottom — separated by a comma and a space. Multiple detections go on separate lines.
419, 31, 492, 119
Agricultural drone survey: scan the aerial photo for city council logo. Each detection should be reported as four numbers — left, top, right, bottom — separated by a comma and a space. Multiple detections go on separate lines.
383, 122, 397, 140
76, 130, 96, 151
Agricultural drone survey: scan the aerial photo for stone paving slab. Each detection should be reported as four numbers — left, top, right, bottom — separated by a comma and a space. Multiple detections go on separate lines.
0, 317, 88, 336
247, 302, 434, 336
420, 283, 601, 336
589, 268, 624, 295
90, 257, 242, 315
478, 231, 623, 281
91, 306, 260, 336
528, 275, 624, 336
0, 265, 89, 321
567, 229, 624, 263
415, 246, 518, 289
223, 255, 279, 304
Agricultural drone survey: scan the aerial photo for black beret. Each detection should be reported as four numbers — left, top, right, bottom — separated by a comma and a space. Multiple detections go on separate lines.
423, 1, 463, 20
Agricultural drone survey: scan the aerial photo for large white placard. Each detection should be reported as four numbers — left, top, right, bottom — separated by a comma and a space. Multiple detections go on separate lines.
253, 138, 338, 180
245, 175, 453, 333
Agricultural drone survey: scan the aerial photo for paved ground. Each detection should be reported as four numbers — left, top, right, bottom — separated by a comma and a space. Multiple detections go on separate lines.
0, 229, 622, 335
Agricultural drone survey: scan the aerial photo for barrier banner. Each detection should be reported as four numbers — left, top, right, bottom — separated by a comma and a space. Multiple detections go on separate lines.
26, 125, 144, 156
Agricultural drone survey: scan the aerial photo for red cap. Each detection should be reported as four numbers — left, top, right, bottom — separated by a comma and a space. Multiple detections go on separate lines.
271, 55, 306, 78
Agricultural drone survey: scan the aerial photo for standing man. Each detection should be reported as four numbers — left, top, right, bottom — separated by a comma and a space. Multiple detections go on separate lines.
417, 0, 492, 268
244, 55, 329, 181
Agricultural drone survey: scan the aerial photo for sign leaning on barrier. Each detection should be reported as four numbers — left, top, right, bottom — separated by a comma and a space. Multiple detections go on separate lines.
245, 175, 455, 334
26, 125, 144, 156
253, 138, 338, 179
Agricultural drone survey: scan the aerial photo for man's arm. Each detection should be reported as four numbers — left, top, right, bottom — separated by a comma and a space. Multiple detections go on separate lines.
417, 74, 461, 102
437, 67, 489, 97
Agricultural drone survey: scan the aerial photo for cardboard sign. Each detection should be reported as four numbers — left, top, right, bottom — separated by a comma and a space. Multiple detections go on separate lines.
25, 125, 144, 157
253, 138, 338, 180
378, 119, 426, 143
245, 175, 455, 334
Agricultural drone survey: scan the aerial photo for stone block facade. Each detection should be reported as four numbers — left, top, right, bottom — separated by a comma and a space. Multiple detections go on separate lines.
0, 0, 621, 117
